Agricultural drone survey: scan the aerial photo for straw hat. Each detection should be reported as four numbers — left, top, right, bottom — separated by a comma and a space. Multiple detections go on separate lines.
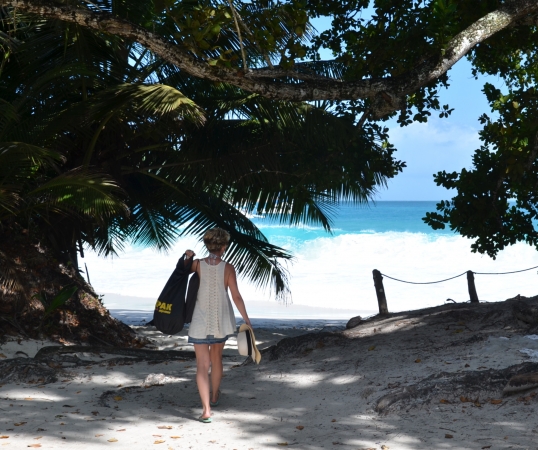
237, 324, 261, 364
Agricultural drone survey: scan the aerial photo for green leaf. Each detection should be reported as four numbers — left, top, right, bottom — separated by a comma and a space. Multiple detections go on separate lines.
43, 286, 78, 318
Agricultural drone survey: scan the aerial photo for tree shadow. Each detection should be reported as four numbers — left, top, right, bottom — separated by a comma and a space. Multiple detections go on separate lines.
2, 297, 538, 449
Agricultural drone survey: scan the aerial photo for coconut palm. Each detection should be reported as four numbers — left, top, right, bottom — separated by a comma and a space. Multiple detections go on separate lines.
0, 0, 403, 302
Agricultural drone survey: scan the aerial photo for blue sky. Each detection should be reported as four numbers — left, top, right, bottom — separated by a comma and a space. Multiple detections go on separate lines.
380, 59, 497, 201
310, 16, 499, 201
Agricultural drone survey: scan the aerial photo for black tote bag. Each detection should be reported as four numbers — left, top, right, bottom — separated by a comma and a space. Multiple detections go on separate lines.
153, 254, 199, 335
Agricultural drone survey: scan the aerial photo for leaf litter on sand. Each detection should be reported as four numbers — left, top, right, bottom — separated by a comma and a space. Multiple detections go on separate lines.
518, 392, 537, 402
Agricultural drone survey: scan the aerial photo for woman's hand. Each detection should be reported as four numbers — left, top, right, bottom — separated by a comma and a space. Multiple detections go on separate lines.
244, 318, 252, 328
185, 249, 195, 259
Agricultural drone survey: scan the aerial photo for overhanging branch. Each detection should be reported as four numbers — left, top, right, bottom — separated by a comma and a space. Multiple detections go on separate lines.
2, 0, 538, 117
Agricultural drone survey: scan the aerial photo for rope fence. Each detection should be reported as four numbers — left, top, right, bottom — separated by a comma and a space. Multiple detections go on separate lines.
372, 264, 538, 315
380, 271, 468, 285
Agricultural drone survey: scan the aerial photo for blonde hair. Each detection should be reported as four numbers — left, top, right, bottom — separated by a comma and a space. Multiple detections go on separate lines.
203, 228, 230, 253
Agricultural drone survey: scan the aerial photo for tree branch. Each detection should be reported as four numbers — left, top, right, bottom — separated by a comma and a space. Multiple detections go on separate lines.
232, 4, 274, 69
2, 0, 538, 118
226, 0, 247, 72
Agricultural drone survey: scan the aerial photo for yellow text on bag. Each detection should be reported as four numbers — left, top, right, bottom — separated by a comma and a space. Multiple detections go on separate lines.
155, 300, 173, 314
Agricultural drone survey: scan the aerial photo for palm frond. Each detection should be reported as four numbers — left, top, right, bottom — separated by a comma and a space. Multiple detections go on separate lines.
93, 83, 206, 125
0, 142, 64, 218
84, 220, 127, 256
28, 168, 129, 219
292, 60, 348, 80
0, 142, 63, 178
117, 169, 293, 300
0, 99, 20, 140
124, 204, 180, 251
174, 192, 293, 301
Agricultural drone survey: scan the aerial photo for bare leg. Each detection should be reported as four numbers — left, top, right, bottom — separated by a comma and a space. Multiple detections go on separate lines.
209, 342, 225, 403
194, 344, 211, 419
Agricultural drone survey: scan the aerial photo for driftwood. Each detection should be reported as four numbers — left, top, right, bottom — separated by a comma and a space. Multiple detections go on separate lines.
375, 362, 538, 414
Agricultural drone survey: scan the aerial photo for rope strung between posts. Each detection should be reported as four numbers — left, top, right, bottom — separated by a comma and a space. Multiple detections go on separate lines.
380, 264, 538, 285
474, 265, 538, 275
380, 271, 467, 285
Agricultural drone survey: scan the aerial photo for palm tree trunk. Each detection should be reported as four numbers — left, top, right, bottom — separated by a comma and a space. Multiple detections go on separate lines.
0, 223, 143, 347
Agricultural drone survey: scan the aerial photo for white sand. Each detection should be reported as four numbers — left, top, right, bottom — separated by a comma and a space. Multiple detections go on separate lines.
1, 303, 538, 449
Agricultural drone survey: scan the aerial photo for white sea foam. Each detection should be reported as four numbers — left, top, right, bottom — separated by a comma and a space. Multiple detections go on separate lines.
254, 222, 341, 232
82, 232, 538, 317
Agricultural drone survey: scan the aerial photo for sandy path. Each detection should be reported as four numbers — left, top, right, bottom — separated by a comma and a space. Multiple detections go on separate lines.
1, 299, 538, 449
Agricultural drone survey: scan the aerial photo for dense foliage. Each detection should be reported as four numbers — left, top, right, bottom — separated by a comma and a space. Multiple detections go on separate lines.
3, 0, 538, 301
423, 4, 538, 258
0, 1, 404, 300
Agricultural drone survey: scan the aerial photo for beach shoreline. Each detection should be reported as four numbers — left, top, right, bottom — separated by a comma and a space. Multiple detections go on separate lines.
1, 296, 538, 449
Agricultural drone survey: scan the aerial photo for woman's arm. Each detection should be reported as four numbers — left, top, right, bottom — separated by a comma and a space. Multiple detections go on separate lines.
225, 263, 252, 327
184, 250, 199, 275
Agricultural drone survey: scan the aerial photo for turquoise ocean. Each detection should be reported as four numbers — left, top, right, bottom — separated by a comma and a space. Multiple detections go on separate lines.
252, 201, 447, 245
84, 202, 538, 326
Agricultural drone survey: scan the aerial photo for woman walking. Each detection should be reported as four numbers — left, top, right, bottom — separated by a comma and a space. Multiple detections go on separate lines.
185, 228, 252, 423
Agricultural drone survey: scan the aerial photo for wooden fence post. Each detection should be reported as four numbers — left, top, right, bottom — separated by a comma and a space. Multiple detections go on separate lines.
373, 269, 389, 315
467, 270, 479, 303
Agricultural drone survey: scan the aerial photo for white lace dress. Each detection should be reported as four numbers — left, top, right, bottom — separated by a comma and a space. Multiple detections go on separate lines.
188, 260, 236, 343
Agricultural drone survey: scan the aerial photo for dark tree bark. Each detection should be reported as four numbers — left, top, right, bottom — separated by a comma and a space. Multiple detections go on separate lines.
0, 223, 145, 347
